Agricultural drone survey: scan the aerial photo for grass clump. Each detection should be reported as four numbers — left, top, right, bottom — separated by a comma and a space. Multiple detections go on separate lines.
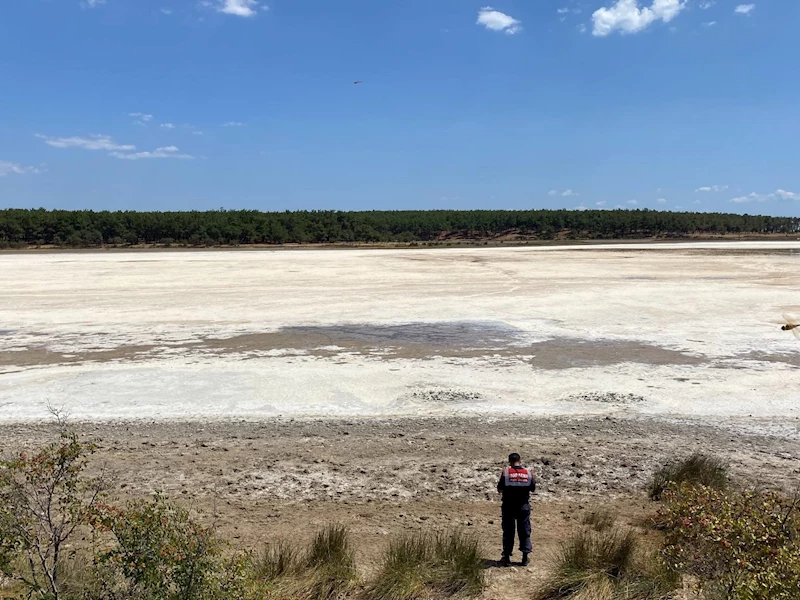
648, 454, 728, 501
305, 524, 357, 600
253, 540, 300, 581
369, 530, 485, 600
582, 509, 617, 532
534, 528, 676, 600
264, 524, 357, 600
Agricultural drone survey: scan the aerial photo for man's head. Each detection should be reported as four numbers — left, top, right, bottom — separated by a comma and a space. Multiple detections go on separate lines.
508, 453, 521, 466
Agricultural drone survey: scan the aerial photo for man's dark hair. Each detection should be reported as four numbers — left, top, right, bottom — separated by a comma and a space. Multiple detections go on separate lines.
508, 453, 521, 464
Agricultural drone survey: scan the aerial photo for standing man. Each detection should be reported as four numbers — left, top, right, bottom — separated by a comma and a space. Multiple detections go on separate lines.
497, 452, 536, 567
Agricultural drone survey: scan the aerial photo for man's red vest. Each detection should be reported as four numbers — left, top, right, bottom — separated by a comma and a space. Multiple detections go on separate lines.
503, 466, 532, 487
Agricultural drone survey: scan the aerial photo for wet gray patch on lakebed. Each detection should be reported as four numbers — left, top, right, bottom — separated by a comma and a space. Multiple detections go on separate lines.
201, 322, 706, 369
4, 321, 707, 370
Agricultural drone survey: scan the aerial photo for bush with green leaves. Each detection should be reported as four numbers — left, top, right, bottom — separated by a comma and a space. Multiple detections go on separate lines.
660, 483, 800, 600
94, 494, 224, 600
368, 530, 485, 600
0, 429, 105, 599
648, 454, 728, 501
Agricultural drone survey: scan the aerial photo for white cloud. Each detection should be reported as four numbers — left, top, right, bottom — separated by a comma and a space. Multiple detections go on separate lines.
36, 133, 195, 162
775, 189, 800, 200
222, 121, 245, 127
557, 7, 570, 14
191, 130, 205, 136
216, 0, 261, 17
110, 146, 195, 160
578, 23, 587, 33
656, 198, 667, 203
160, 123, 176, 129
592, 0, 686, 37
734, 4, 755, 15
477, 7, 522, 35
549, 189, 578, 197
81, 0, 106, 8
730, 189, 799, 203
161, 7, 173, 14
703, 21, 717, 26
699, 1, 714, 8
628, 199, 638, 205
129, 112, 153, 123
0, 161, 40, 177
730, 192, 762, 204
693, 200, 701, 204
36, 134, 135, 152
695, 184, 728, 192
596, 201, 607, 207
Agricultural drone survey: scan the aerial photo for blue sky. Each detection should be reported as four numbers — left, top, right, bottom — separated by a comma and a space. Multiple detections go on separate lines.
1, 0, 798, 215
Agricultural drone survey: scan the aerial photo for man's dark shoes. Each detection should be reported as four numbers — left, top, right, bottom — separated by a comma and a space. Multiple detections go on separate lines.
521, 553, 529, 567
501, 554, 511, 567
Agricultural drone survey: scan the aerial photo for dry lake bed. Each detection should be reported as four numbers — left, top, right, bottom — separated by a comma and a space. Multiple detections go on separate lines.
1, 242, 800, 429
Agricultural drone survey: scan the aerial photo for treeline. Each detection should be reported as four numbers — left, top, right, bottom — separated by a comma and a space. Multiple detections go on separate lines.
0, 207, 797, 248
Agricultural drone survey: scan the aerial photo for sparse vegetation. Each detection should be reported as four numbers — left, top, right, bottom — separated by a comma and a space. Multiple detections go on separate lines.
648, 453, 728, 500
534, 528, 677, 600
369, 530, 485, 600
582, 509, 616, 532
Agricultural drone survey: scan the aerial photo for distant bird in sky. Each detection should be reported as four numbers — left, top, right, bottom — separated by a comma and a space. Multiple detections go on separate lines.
353, 80, 362, 85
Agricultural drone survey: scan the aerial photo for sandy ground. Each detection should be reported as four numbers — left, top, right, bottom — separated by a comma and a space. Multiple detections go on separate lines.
2, 243, 800, 597
0, 416, 798, 598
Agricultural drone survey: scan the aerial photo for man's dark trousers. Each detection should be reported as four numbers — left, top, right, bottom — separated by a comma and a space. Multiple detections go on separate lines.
502, 502, 532, 557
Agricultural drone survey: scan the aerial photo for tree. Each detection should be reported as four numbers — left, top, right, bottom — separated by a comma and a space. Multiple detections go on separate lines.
0, 415, 107, 599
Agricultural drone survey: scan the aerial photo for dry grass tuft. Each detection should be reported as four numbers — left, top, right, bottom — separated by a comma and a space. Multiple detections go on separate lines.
582, 509, 617, 532
367, 530, 485, 600
534, 527, 677, 600
648, 454, 728, 501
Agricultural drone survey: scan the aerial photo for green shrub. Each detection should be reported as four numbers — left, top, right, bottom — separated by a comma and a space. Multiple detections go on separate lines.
648, 454, 728, 500
368, 530, 485, 600
534, 528, 676, 600
96, 494, 222, 600
660, 483, 800, 600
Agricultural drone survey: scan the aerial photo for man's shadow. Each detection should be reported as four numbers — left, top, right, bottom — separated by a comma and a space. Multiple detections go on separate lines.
483, 558, 529, 568
484, 558, 512, 568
